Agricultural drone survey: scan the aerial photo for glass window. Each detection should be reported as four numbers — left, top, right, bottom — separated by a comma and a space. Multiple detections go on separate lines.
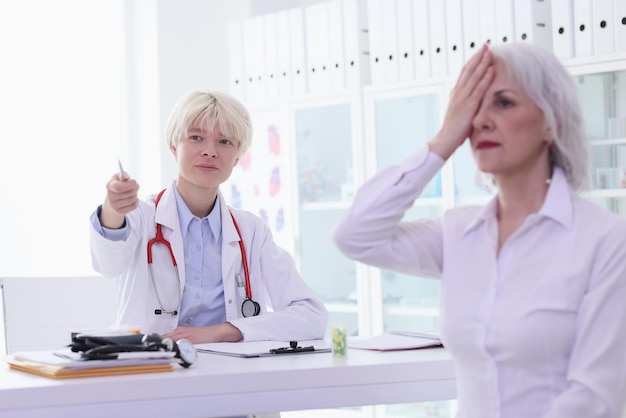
294, 103, 359, 336
576, 70, 626, 215
369, 92, 443, 334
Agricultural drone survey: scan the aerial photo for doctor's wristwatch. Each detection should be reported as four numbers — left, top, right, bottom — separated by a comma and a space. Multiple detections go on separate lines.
69, 331, 198, 368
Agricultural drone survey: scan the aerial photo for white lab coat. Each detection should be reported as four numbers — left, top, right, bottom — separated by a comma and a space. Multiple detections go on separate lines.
90, 183, 328, 341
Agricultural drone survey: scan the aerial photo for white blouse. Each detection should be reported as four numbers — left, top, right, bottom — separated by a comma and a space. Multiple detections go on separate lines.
333, 146, 626, 418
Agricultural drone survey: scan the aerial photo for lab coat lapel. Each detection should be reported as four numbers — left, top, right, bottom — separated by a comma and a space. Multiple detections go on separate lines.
153, 184, 186, 291
219, 192, 241, 288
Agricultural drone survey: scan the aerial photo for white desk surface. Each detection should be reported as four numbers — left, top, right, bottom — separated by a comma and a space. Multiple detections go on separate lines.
0, 346, 455, 418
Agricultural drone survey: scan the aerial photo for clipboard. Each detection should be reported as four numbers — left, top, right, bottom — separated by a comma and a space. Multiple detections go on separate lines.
195, 340, 331, 358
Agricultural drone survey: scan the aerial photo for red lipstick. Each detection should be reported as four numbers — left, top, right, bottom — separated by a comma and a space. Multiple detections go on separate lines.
476, 140, 500, 150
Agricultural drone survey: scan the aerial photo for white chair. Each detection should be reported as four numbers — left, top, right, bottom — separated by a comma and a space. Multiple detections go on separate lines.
0, 276, 117, 355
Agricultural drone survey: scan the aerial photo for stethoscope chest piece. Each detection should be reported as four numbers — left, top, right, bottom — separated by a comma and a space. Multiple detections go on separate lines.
241, 298, 261, 317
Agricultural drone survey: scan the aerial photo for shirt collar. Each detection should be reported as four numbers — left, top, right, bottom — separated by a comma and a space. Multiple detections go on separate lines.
463, 166, 574, 235
540, 167, 574, 227
173, 186, 222, 241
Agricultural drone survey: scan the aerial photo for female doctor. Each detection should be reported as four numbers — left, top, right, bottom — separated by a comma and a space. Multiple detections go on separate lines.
90, 90, 328, 344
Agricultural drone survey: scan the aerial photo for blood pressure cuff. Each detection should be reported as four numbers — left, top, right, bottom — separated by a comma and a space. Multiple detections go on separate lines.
69, 332, 145, 353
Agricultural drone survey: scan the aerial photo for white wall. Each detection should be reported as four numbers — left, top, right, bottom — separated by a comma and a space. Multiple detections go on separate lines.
0, 0, 126, 277
0, 0, 253, 277
0, 0, 251, 343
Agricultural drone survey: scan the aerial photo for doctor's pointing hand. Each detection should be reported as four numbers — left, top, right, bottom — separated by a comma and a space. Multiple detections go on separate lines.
100, 170, 140, 229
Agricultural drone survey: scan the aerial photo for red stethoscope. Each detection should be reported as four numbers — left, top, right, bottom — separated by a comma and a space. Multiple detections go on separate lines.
147, 189, 260, 318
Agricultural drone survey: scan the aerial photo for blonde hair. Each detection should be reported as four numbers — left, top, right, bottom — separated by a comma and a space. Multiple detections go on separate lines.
165, 90, 252, 158
490, 43, 590, 191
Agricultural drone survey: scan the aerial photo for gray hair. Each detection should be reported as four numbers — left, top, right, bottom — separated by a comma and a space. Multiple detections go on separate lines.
165, 90, 252, 158
490, 43, 590, 191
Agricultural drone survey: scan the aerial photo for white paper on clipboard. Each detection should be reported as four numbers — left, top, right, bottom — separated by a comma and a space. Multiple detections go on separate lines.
347, 331, 442, 351
195, 340, 330, 358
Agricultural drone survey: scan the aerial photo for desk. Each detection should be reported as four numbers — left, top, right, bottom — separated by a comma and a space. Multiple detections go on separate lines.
0, 347, 455, 418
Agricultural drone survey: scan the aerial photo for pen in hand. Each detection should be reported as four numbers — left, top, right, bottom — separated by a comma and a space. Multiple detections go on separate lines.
118, 159, 127, 181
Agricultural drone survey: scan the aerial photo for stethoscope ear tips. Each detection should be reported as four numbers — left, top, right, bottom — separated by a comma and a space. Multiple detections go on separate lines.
161, 337, 175, 352
140, 333, 196, 367
141, 332, 163, 345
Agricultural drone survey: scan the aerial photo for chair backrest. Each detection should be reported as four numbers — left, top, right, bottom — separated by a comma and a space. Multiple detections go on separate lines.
0, 276, 117, 355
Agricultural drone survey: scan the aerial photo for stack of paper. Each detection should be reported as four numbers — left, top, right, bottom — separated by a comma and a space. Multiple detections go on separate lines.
6, 350, 177, 379
347, 331, 442, 351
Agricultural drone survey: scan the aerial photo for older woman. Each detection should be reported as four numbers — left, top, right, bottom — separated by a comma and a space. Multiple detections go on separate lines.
333, 43, 626, 418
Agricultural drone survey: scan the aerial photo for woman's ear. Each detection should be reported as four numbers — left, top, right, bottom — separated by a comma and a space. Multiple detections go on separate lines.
543, 125, 553, 144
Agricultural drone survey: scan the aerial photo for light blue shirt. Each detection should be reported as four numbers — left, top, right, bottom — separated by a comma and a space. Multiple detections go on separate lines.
173, 187, 226, 327
90, 186, 227, 327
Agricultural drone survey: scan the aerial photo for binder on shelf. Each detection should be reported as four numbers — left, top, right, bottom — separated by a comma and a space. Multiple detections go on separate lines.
366, 0, 384, 84
479, 0, 497, 46
413, 0, 432, 80
304, 2, 331, 93
342, 0, 369, 89
380, 0, 399, 84
513, 0, 553, 50
616, 0, 626, 52
328, 0, 346, 91
396, 0, 415, 81
513, 0, 533, 43
462, 0, 481, 61
288, 8, 308, 96
428, 0, 448, 77
275, 10, 292, 97
227, 21, 246, 102
445, 0, 464, 78
243, 16, 266, 104
513, 0, 533, 42
550, 0, 574, 59
263, 13, 279, 101
592, 0, 615, 55
573, 0, 593, 56
494, 0, 515, 45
